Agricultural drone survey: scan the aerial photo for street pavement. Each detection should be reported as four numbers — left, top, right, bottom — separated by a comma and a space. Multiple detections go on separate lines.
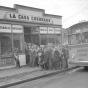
0, 64, 77, 87
8, 67, 87, 88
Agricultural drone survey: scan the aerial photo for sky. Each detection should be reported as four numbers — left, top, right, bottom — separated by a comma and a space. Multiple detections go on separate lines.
0, 0, 88, 28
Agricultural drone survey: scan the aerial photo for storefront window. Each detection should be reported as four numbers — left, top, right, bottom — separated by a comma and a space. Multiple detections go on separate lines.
31, 34, 39, 46
0, 33, 12, 55
68, 35, 71, 45
41, 34, 47, 45
48, 34, 55, 44
68, 34, 81, 45
24, 34, 31, 43
13, 33, 23, 53
55, 34, 61, 45
82, 32, 88, 43
76, 34, 81, 44
24, 27, 32, 44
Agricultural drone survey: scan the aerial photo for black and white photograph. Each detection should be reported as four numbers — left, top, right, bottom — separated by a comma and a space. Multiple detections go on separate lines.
0, 0, 88, 88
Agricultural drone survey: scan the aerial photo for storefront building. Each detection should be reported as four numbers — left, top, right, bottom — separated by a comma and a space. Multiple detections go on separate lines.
0, 4, 62, 67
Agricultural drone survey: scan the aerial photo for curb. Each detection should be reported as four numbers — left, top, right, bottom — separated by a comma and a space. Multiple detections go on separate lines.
0, 66, 79, 88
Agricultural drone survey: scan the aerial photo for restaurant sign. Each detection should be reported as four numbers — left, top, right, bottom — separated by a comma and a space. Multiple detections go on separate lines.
48, 27, 54, 34
39, 27, 47, 34
12, 25, 23, 33
55, 28, 61, 34
0, 24, 23, 33
0, 24, 11, 33
5, 12, 52, 24
31, 27, 39, 34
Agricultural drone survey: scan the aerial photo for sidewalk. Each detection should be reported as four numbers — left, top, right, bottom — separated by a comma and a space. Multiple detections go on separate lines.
0, 64, 78, 87
0, 66, 41, 78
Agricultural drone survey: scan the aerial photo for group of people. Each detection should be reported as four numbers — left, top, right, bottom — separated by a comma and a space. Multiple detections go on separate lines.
13, 43, 69, 70
25, 43, 69, 70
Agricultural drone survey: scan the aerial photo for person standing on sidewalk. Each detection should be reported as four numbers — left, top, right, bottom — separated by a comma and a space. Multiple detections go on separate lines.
57, 48, 61, 70
48, 46, 53, 70
25, 43, 30, 65
55, 47, 61, 70
38, 47, 44, 69
61, 45, 68, 69
64, 45, 69, 68
29, 47, 34, 67
33, 47, 36, 67
52, 47, 60, 70
34, 46, 39, 67
13, 48, 20, 68
60, 50, 66, 69
44, 47, 49, 70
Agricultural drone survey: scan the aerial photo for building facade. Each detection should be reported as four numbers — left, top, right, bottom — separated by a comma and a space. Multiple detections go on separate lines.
68, 21, 88, 45
0, 4, 62, 67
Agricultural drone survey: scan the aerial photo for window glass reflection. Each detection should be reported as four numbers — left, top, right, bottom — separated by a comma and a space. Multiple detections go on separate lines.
48, 34, 56, 44
13, 33, 23, 53
68, 34, 81, 45
32, 34, 39, 46
0, 33, 12, 55
82, 32, 88, 43
76, 34, 81, 44
55, 34, 61, 45
41, 34, 47, 45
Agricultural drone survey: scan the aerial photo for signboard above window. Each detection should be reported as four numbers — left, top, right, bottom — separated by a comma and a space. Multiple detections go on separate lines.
48, 27, 54, 34
0, 24, 11, 33
55, 28, 61, 34
73, 28, 82, 34
39, 27, 47, 34
31, 27, 39, 34
0, 24, 23, 33
5, 12, 53, 24
12, 25, 23, 33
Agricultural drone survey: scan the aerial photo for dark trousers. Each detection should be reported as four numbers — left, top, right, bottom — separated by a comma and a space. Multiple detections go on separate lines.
16, 59, 20, 68
34, 56, 39, 66
65, 58, 68, 68
49, 59, 53, 70
26, 54, 30, 65
56, 60, 60, 69
45, 61, 49, 70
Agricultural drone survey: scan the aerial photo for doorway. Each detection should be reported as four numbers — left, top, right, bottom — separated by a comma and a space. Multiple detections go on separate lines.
24, 27, 31, 44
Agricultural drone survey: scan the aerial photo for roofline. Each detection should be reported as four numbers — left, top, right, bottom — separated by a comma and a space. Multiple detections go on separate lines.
0, 5, 16, 12
45, 14, 62, 18
14, 4, 45, 13
68, 21, 88, 29
0, 4, 62, 19
14, 4, 62, 18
